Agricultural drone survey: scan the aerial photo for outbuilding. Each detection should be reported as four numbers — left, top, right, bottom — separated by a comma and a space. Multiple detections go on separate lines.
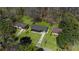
52, 28, 62, 36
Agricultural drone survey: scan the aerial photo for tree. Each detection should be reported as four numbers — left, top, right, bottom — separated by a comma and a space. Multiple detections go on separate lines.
57, 13, 79, 50
0, 19, 16, 43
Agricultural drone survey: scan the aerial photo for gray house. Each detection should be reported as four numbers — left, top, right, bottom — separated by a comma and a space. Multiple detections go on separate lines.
31, 25, 48, 32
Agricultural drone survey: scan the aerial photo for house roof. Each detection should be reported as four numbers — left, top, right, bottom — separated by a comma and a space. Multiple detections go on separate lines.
14, 22, 26, 29
52, 28, 62, 33
47, 20, 56, 24
31, 25, 48, 32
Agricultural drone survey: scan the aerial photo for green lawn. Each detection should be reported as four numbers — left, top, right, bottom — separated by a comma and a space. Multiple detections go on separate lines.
17, 16, 59, 50
15, 28, 21, 36
21, 16, 33, 25
18, 28, 41, 44
14, 16, 41, 45
35, 21, 59, 50
41, 30, 57, 50
41, 24, 58, 51
35, 21, 50, 27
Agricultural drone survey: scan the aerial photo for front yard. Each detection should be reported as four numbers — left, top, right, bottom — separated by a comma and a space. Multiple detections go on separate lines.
15, 16, 59, 51
18, 29, 41, 44
41, 28, 57, 50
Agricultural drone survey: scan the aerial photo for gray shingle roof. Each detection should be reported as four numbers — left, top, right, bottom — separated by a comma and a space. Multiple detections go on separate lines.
31, 25, 48, 32
14, 22, 26, 29
52, 28, 62, 33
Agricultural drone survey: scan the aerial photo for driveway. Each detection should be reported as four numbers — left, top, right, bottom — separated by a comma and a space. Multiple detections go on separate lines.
36, 32, 46, 47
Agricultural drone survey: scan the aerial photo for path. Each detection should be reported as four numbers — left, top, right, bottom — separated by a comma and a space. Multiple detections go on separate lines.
36, 32, 46, 47
16, 29, 24, 37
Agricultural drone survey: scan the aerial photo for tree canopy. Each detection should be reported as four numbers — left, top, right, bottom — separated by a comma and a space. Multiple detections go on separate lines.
0, 19, 16, 42
57, 13, 79, 50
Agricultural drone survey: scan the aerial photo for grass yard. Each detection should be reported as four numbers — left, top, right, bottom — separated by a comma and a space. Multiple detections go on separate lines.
14, 16, 41, 45
35, 21, 50, 27
41, 24, 58, 51
16, 16, 59, 50
21, 16, 33, 25
18, 28, 41, 45
15, 28, 21, 36
41, 30, 57, 50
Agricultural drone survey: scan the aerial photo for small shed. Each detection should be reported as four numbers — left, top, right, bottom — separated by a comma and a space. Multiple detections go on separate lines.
52, 28, 62, 36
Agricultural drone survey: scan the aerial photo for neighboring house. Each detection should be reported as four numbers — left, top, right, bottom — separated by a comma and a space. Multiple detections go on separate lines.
52, 28, 62, 36
31, 25, 48, 32
47, 19, 56, 24
14, 22, 26, 29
